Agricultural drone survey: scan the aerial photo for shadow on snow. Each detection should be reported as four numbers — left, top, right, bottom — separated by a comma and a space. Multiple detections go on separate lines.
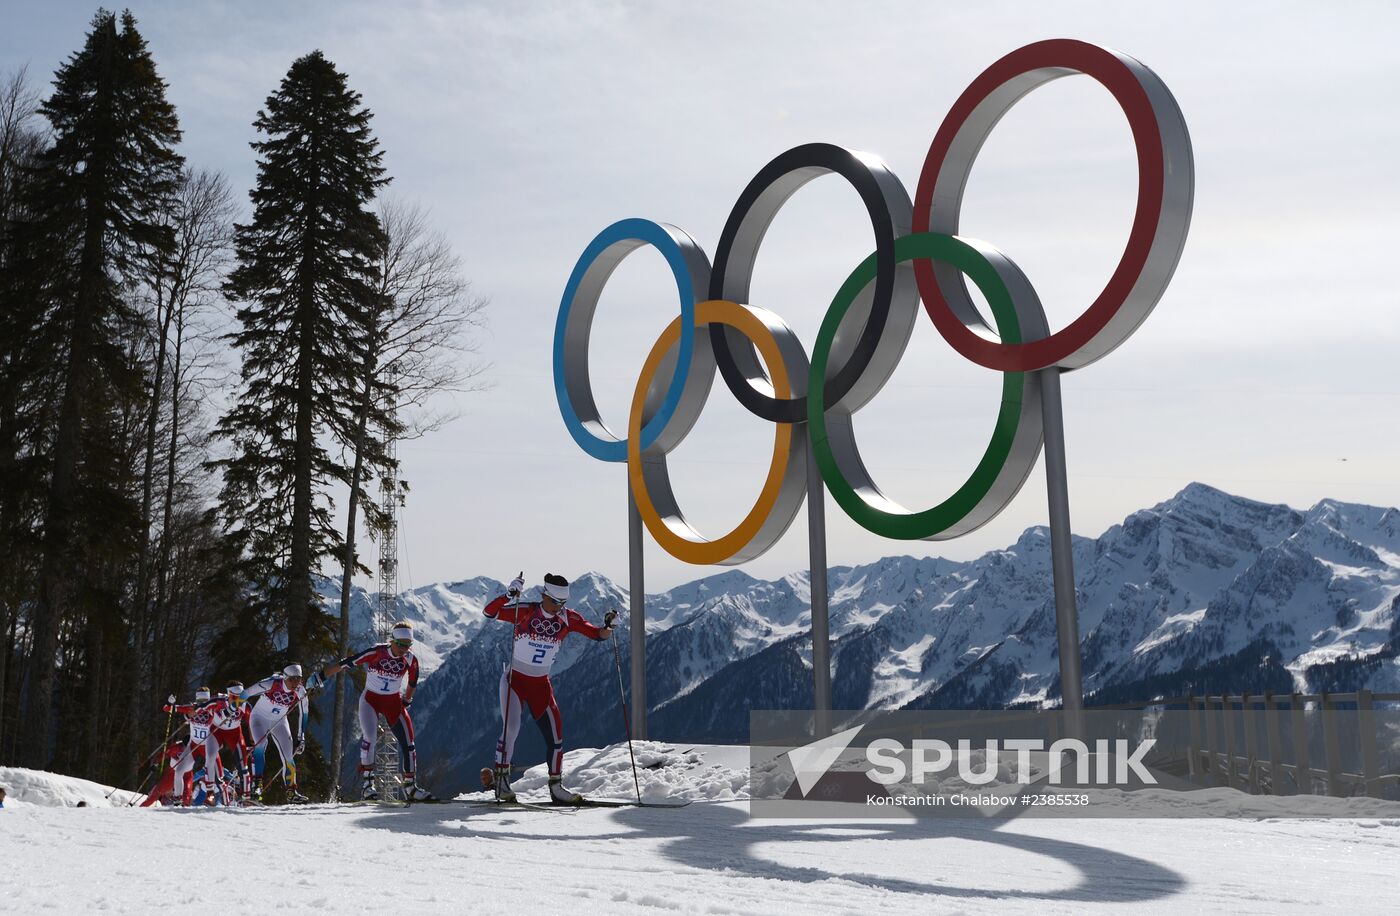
348, 801, 1186, 905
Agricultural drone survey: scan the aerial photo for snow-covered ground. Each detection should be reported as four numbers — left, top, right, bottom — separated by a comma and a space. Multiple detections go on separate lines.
4, 745, 1399, 915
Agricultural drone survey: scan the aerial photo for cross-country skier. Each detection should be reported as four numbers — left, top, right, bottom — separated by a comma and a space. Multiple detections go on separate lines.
139, 736, 191, 807
484, 573, 616, 804
213, 680, 253, 801
321, 621, 434, 801
242, 665, 310, 803
161, 687, 238, 806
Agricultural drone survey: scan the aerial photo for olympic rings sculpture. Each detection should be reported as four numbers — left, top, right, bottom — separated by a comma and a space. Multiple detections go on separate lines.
554, 39, 1193, 566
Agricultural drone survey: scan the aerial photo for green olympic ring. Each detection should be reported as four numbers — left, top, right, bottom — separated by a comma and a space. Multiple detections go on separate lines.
808, 233, 1049, 541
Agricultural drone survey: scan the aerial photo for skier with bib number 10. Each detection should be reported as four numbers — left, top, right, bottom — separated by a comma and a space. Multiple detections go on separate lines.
482, 572, 616, 805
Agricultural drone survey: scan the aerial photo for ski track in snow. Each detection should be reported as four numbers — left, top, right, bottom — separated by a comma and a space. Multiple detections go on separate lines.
5, 748, 1400, 915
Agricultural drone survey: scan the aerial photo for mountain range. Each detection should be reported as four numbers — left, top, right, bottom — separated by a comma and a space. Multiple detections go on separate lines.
318, 483, 1400, 792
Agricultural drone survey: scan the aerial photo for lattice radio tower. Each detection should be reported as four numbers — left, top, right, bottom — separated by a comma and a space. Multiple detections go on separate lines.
373, 429, 406, 803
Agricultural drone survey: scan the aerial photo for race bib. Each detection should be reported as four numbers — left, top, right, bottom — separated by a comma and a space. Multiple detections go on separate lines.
514, 637, 559, 669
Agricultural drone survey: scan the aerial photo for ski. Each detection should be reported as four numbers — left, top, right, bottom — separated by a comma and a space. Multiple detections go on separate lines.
555, 798, 692, 809
468, 798, 571, 814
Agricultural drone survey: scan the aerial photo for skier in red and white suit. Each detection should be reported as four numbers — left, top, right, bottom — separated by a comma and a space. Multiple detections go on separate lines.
322, 621, 433, 801
213, 681, 253, 799
163, 687, 238, 806
139, 737, 192, 807
484, 573, 615, 804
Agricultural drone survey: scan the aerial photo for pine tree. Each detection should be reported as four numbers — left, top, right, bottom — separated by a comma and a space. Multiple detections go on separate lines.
214, 51, 387, 668
0, 66, 45, 764
13, 10, 182, 769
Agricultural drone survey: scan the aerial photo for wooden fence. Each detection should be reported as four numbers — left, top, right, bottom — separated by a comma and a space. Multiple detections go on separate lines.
1173, 691, 1400, 798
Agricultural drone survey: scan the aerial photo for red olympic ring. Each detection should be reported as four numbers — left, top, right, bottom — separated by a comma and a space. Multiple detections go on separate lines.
914, 39, 1192, 373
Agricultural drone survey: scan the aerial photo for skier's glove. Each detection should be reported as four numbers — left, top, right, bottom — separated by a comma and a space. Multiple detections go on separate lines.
306, 670, 326, 691
295, 739, 305, 757
507, 576, 525, 598
603, 610, 618, 630
167, 694, 177, 705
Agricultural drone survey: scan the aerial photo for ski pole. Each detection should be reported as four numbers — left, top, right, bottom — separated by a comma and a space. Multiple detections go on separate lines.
125, 721, 191, 807
494, 572, 523, 801
124, 763, 161, 806
607, 610, 643, 805
156, 696, 176, 778
118, 720, 189, 803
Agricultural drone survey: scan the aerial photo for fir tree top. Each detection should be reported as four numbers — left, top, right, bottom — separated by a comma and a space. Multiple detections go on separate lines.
36, 8, 183, 278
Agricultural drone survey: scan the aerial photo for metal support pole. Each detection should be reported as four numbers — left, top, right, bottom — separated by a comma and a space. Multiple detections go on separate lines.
627, 483, 648, 740
1039, 369, 1083, 739
806, 436, 832, 738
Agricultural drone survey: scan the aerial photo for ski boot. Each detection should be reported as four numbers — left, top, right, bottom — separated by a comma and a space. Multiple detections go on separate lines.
287, 787, 309, 804
492, 765, 516, 803
361, 773, 379, 801
548, 775, 582, 806
404, 780, 435, 802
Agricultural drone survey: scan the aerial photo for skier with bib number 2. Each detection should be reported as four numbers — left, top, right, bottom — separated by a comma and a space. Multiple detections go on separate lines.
483, 573, 616, 805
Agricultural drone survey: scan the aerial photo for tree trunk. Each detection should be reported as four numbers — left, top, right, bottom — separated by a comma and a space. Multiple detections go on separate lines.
154, 309, 185, 706
26, 193, 104, 770
25, 25, 115, 770
125, 283, 176, 778
329, 341, 377, 800
288, 283, 315, 663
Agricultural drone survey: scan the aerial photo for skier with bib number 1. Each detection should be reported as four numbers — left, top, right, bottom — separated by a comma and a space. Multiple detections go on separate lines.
482, 572, 616, 805
320, 620, 435, 802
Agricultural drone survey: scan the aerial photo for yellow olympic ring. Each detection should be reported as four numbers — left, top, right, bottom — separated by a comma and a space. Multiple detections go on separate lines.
627, 300, 796, 566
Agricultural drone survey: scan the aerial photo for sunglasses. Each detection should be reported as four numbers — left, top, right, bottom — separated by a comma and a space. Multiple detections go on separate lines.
392, 638, 413, 647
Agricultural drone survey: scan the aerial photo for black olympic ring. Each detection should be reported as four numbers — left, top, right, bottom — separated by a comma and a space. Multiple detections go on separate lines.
708, 142, 917, 424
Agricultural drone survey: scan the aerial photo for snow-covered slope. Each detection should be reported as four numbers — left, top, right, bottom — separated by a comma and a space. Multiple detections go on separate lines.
5, 749, 1400, 916
0, 766, 142, 807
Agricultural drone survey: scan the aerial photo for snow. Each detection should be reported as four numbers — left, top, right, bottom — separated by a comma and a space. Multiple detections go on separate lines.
6, 747, 1400, 914
0, 766, 142, 807
469, 742, 750, 805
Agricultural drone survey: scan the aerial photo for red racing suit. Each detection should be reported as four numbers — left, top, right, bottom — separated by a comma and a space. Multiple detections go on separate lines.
339, 644, 421, 780
484, 595, 606, 775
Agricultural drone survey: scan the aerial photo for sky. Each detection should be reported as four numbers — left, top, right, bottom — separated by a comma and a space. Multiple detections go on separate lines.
3, 0, 1399, 593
